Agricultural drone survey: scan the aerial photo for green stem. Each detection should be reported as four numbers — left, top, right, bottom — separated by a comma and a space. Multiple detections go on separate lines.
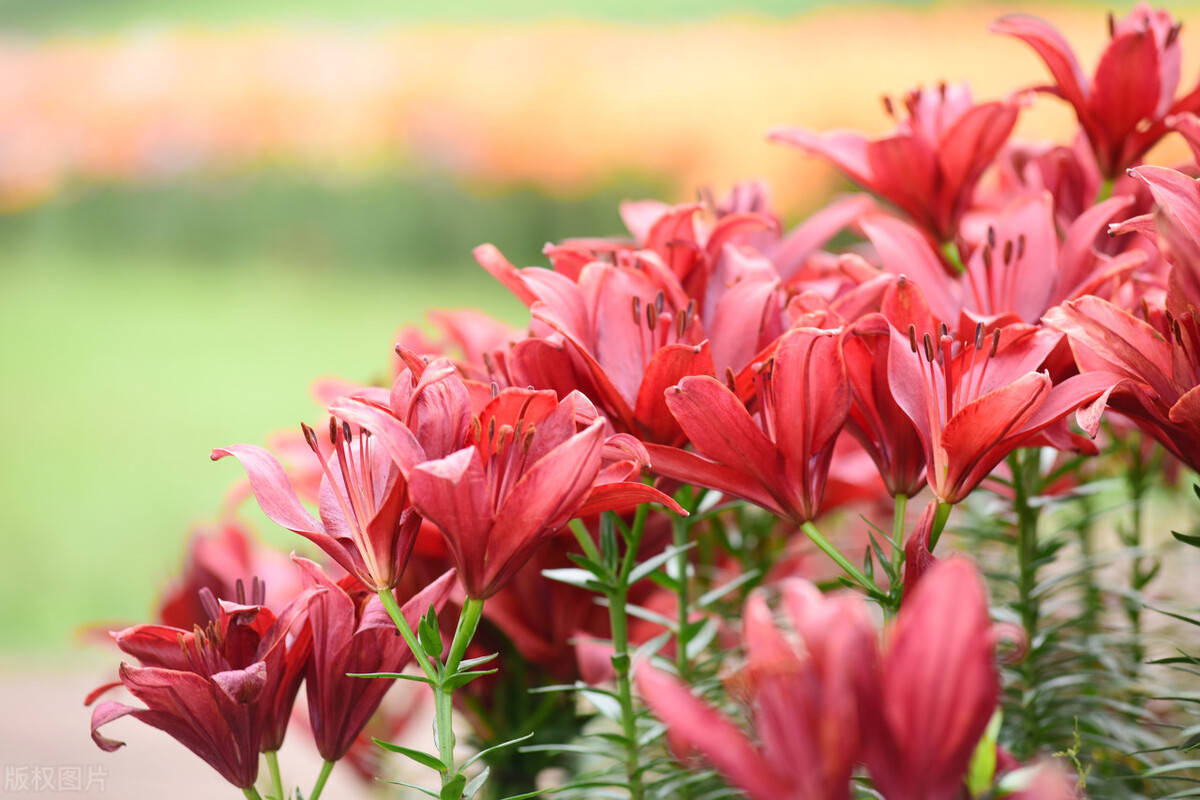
1009, 449, 1042, 759
264, 751, 283, 800
610, 508, 649, 800
672, 510, 692, 681
435, 596, 486, 788
800, 520, 879, 594
1096, 177, 1115, 203
309, 760, 335, 800
242, 788, 263, 800
377, 588, 438, 682
889, 493, 908, 612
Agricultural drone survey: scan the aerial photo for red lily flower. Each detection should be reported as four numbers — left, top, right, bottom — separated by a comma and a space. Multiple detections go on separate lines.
648, 326, 850, 524
769, 83, 1020, 242
1124, 165, 1200, 310
1045, 293, 1200, 470
158, 520, 304, 628
992, 4, 1198, 177
475, 243, 716, 444
294, 557, 455, 762
89, 585, 313, 788
843, 313, 927, 497
887, 316, 1114, 503
637, 579, 877, 800
336, 379, 683, 599
213, 401, 434, 592
860, 195, 1144, 327
864, 558, 999, 800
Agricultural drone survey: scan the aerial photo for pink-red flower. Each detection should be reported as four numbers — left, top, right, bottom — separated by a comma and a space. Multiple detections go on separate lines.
770, 83, 1020, 242
864, 558, 999, 800
648, 326, 850, 524
335, 376, 683, 599
295, 557, 455, 762
993, 4, 1199, 177
89, 587, 313, 787
639, 558, 999, 800
887, 313, 1113, 503
638, 580, 876, 800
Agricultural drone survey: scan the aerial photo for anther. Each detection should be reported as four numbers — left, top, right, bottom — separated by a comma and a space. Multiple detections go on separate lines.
1107, 11, 1115, 37
974, 322, 984, 350
342, 421, 353, 444
882, 95, 895, 117
1168, 21, 1183, 47
329, 417, 339, 445
725, 366, 737, 391
1016, 234, 1026, 260
923, 333, 935, 362
301, 422, 320, 452
646, 303, 657, 331
632, 296, 642, 325
1002, 240, 1013, 265
987, 226, 996, 249
490, 381, 499, 398
989, 329, 1001, 357
982, 244, 993, 271
235, 578, 245, 604
908, 324, 919, 353
654, 291, 665, 316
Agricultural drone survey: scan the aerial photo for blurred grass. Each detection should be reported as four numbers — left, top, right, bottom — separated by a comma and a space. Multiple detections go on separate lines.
0, 171, 663, 649
0, 0, 923, 32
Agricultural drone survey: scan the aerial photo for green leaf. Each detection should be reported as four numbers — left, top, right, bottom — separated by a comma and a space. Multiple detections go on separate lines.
442, 669, 498, 690
581, 687, 623, 721
419, 608, 443, 659
966, 710, 1002, 797
628, 543, 695, 585
373, 738, 447, 773
695, 569, 760, 608
441, 773, 467, 800
541, 568, 606, 592
377, 780, 438, 798
463, 732, 535, 770
346, 671, 434, 685
1173, 530, 1200, 548
462, 766, 490, 800
458, 652, 499, 671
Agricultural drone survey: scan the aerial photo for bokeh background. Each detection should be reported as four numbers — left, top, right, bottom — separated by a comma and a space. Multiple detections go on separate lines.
2, 0, 1198, 794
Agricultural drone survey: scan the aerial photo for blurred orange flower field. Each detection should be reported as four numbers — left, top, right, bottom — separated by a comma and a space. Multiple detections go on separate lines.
3, 3, 1197, 211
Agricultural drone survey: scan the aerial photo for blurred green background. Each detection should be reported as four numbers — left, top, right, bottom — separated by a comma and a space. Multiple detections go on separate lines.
0, 0, 1181, 649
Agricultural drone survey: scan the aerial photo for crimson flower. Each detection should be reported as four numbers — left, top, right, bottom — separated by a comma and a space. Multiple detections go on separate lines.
1045, 294, 1200, 470
475, 243, 716, 444
637, 579, 876, 800
864, 558, 999, 800
89, 586, 313, 788
213, 417, 422, 592
158, 520, 303, 628
992, 4, 1198, 177
887, 317, 1114, 503
770, 83, 1019, 242
843, 313, 927, 497
295, 557, 455, 762
336, 381, 683, 599
860, 195, 1144, 327
648, 326, 850, 524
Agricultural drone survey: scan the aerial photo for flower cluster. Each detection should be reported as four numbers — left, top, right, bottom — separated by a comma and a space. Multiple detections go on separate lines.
88, 5, 1200, 800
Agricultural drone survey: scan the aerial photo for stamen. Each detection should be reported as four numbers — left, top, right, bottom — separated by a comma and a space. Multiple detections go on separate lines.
974, 322, 984, 350
301, 422, 320, 453
235, 578, 245, 605
922, 333, 935, 362
632, 296, 642, 325
725, 366, 737, 391
987, 226, 996, 249
908, 324, 919, 353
